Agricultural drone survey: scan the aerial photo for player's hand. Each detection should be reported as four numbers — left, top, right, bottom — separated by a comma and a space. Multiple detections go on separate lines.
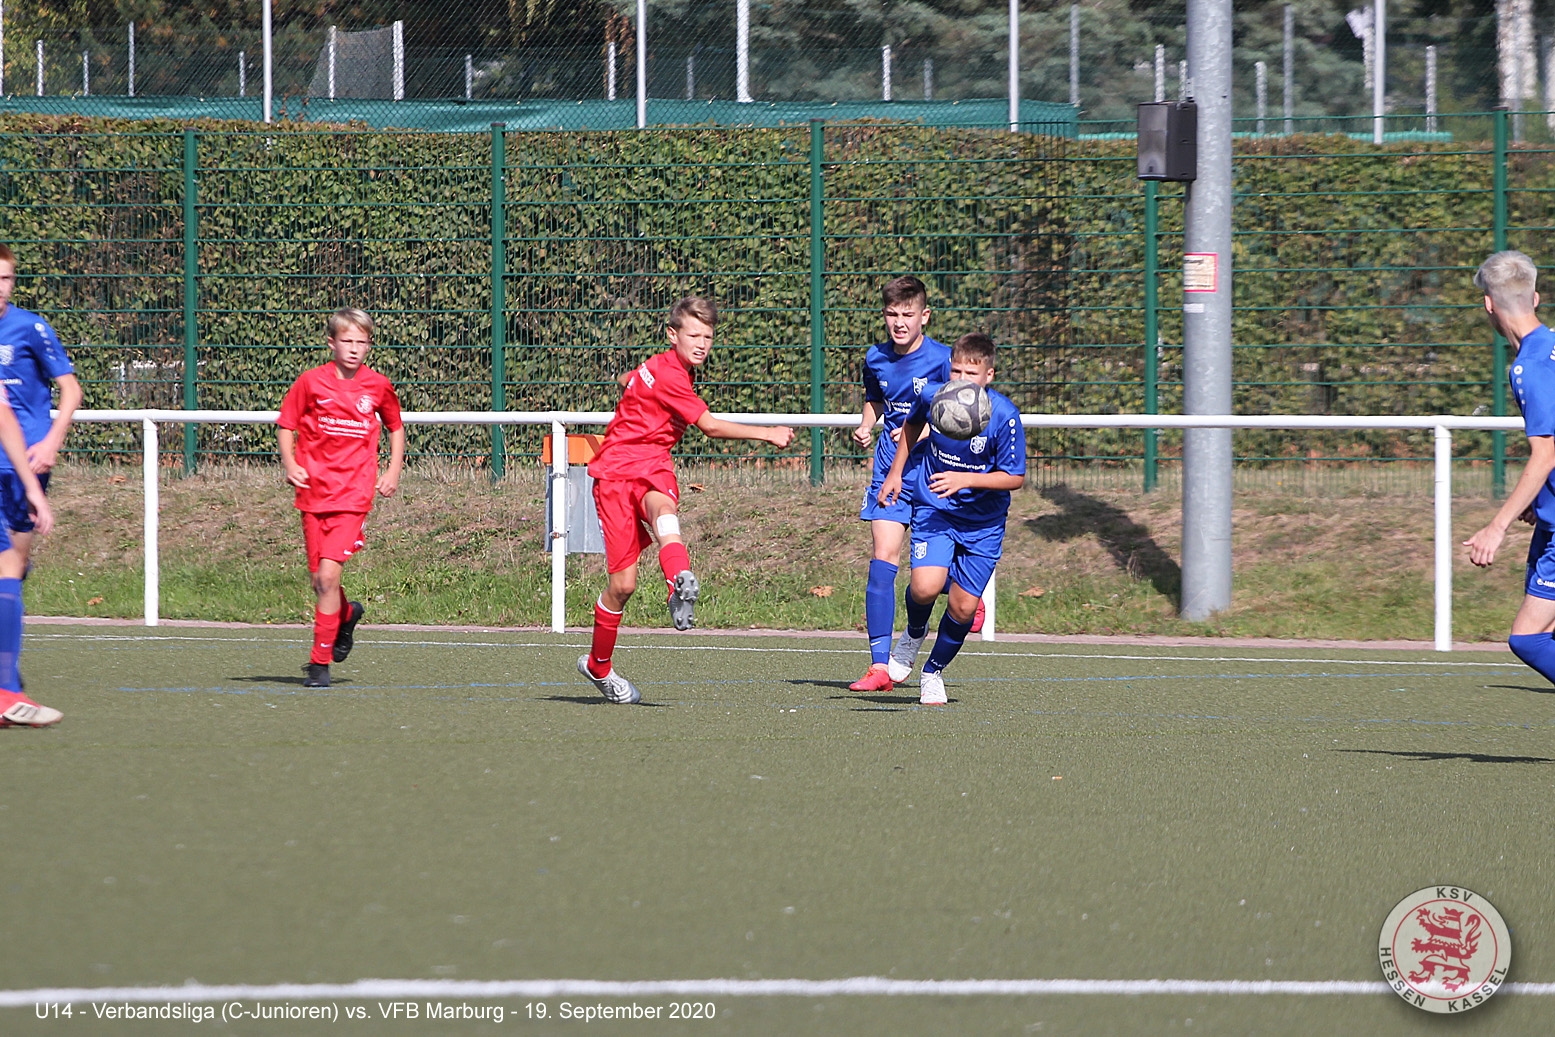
24, 486, 53, 537
851, 423, 874, 449
767, 425, 796, 449
376, 470, 400, 497
890, 427, 904, 444
27, 440, 59, 474
284, 462, 310, 489
1463, 524, 1507, 568
927, 471, 974, 497
1521, 506, 1536, 525
878, 472, 902, 506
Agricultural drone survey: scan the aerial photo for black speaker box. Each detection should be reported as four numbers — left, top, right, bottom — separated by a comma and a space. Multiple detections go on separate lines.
1137, 101, 1197, 182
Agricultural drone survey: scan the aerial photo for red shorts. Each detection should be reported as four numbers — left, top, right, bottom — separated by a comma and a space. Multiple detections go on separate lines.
592, 471, 679, 574
301, 511, 367, 572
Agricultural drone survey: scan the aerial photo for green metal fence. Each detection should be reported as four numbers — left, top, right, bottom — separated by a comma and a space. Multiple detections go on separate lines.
3, 110, 1549, 486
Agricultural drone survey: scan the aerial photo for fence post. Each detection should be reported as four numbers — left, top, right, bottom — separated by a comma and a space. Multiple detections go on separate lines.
550, 418, 568, 633
182, 128, 198, 475
490, 123, 507, 479
1493, 106, 1508, 498
808, 119, 825, 486
1143, 180, 1159, 492
1433, 423, 1452, 651
143, 416, 159, 627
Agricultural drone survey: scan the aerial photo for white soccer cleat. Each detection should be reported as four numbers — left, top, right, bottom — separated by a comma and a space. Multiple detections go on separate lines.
887, 630, 926, 683
1, 699, 63, 727
918, 670, 948, 706
577, 655, 641, 704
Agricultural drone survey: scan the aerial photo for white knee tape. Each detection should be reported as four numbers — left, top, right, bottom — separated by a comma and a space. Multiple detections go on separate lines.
655, 514, 681, 537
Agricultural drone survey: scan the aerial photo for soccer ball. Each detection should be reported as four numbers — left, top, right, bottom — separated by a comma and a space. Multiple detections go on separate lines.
929, 379, 992, 440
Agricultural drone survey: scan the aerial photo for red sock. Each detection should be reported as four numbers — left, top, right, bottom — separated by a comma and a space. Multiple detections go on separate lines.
588, 597, 623, 678
659, 542, 691, 593
337, 587, 349, 618
311, 603, 341, 665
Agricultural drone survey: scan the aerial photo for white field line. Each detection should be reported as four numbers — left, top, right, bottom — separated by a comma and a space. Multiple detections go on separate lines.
29, 633, 1525, 669
1, 977, 1553, 1006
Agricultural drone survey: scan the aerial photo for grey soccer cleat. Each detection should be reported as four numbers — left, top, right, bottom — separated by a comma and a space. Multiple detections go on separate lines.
887, 630, 926, 683
577, 655, 641, 704
1, 699, 62, 727
667, 570, 700, 631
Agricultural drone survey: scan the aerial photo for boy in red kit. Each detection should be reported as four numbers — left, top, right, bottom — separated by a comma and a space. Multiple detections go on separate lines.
578, 296, 795, 704
277, 308, 405, 688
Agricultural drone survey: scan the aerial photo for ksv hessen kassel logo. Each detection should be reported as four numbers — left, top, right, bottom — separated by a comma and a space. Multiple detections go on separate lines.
355, 394, 374, 415
1378, 885, 1511, 1014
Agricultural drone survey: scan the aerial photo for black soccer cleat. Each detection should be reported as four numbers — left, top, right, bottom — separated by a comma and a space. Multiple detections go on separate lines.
303, 662, 331, 688
332, 601, 366, 663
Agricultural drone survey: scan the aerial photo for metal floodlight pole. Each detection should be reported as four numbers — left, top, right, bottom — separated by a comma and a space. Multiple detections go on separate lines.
128, 21, 135, 97
1283, 4, 1292, 134
636, 0, 646, 129
1009, 0, 1019, 130
1068, 4, 1079, 107
736, 0, 751, 102
392, 20, 404, 101
1181, 0, 1234, 621
1372, 0, 1385, 144
328, 25, 337, 100
262, 0, 272, 123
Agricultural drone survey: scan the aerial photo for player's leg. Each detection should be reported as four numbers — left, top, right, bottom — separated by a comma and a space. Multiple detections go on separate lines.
886, 530, 953, 684
0, 516, 58, 727
918, 528, 1001, 706
579, 479, 644, 703
940, 571, 986, 633
642, 488, 698, 631
1508, 528, 1555, 686
852, 518, 907, 691
327, 514, 368, 663
0, 471, 46, 694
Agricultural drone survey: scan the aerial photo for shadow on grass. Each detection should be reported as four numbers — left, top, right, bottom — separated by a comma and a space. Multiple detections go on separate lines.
1025, 484, 1181, 608
230, 675, 350, 687
787, 679, 856, 690
539, 694, 673, 708
1334, 748, 1553, 765
1485, 683, 1555, 696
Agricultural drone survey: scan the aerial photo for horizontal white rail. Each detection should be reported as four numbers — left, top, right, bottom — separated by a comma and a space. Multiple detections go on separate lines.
67, 410, 1524, 649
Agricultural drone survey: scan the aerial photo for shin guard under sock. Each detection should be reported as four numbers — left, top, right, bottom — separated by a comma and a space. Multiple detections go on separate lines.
310, 602, 341, 665
904, 586, 935, 639
659, 542, 691, 592
0, 578, 20, 692
866, 560, 900, 664
922, 612, 974, 675
589, 597, 624, 678
1509, 632, 1555, 686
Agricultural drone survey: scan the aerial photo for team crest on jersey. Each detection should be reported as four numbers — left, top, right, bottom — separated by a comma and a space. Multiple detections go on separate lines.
912, 377, 928, 396
0, 346, 12, 366
913, 541, 927, 559
1378, 885, 1511, 1014
355, 394, 374, 415
969, 435, 988, 454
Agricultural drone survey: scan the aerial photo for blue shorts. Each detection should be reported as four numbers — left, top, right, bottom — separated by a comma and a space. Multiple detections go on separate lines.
1526, 525, 1555, 599
860, 473, 914, 524
908, 509, 1005, 597
0, 470, 47, 535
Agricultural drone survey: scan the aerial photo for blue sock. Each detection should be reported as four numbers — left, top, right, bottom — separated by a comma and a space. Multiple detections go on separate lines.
0, 578, 21, 693
1509, 633, 1555, 686
905, 587, 935, 639
866, 560, 899, 665
923, 612, 974, 675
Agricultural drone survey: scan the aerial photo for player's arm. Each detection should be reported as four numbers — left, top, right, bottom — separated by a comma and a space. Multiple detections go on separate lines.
852, 399, 882, 448
926, 468, 1025, 497
693, 410, 795, 449
0, 397, 51, 535
377, 425, 406, 497
877, 416, 928, 505
277, 426, 309, 489
1465, 433, 1555, 567
30, 372, 82, 474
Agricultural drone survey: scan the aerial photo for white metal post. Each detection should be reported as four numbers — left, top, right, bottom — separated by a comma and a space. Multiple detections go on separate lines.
923, 56, 933, 100
465, 53, 473, 100
686, 50, 694, 99
128, 21, 134, 97
1255, 59, 1266, 133
607, 41, 616, 100
328, 25, 337, 99
35, 39, 42, 95
1433, 424, 1451, 651
550, 420, 569, 633
1179, 60, 1188, 99
143, 418, 159, 627
1372, 0, 1385, 144
736, 0, 751, 102
239, 50, 246, 98
262, 0, 272, 123
1068, 4, 1079, 106
1282, 4, 1293, 134
81, 49, 88, 95
1009, 0, 1019, 129
980, 571, 997, 641
392, 20, 404, 100
882, 44, 891, 100
636, 0, 646, 128
1154, 43, 1165, 102
1429, 45, 1439, 134
0, 1, 5, 97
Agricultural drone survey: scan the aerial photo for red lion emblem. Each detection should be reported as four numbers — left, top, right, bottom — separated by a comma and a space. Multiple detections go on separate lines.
1407, 906, 1482, 992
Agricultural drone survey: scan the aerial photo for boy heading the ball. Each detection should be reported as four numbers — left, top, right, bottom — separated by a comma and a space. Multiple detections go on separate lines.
579, 296, 795, 704
277, 308, 405, 688
878, 333, 1026, 705
849, 276, 952, 693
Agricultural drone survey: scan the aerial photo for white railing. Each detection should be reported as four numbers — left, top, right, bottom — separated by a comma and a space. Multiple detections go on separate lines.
70, 409, 1526, 651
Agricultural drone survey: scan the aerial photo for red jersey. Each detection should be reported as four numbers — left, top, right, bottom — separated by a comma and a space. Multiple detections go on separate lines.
588, 349, 709, 481
277, 363, 403, 514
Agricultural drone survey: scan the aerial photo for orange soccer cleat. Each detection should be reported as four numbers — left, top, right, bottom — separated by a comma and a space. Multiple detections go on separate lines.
848, 663, 895, 693
969, 597, 987, 634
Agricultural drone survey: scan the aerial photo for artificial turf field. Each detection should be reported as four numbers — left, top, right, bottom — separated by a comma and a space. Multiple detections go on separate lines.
3, 625, 1553, 1035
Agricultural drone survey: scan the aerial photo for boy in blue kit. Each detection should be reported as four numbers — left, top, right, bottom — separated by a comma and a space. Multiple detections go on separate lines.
878, 333, 1026, 705
848, 276, 952, 693
1465, 251, 1555, 684
0, 244, 78, 723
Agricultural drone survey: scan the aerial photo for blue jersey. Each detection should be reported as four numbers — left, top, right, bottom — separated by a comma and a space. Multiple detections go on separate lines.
861, 337, 951, 478
0, 304, 73, 471
907, 385, 1026, 527
1511, 324, 1555, 527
